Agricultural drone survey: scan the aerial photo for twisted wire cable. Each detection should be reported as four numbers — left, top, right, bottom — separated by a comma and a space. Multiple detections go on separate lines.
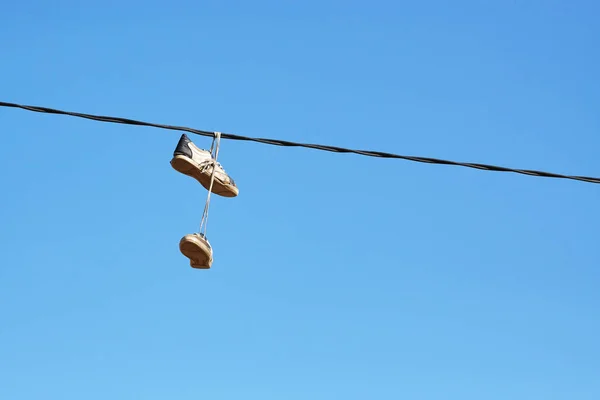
2, 100, 598, 185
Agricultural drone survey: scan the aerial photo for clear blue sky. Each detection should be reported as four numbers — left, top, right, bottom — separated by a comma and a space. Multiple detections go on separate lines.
1, 1, 599, 399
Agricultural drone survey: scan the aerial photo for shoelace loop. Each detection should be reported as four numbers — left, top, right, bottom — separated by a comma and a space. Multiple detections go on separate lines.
198, 132, 222, 237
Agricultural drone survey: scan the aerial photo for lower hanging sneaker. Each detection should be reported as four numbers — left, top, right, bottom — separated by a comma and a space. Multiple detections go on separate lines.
170, 134, 239, 198
179, 233, 213, 269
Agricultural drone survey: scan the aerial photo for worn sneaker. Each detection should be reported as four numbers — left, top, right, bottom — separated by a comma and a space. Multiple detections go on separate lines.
170, 134, 239, 198
179, 233, 213, 269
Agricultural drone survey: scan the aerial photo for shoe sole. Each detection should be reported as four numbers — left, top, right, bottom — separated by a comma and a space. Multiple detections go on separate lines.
170, 155, 239, 198
179, 236, 212, 269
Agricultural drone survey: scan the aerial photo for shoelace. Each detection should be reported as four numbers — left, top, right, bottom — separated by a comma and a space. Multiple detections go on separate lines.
199, 159, 225, 174
207, 139, 227, 171
198, 132, 221, 237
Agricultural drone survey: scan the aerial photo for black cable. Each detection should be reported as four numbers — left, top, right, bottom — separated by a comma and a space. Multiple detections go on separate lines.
1, 100, 598, 185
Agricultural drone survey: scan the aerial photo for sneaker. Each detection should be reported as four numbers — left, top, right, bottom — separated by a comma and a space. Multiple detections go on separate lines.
170, 134, 239, 198
179, 233, 213, 269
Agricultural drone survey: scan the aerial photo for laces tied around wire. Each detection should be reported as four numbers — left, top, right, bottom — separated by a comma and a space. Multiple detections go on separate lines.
198, 131, 221, 237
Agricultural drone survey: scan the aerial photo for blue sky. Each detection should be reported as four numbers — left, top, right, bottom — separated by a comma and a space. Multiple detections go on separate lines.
1, 1, 599, 399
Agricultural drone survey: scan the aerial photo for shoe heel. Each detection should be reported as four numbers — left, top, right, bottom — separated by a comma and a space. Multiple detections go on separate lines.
170, 155, 196, 175
173, 134, 193, 158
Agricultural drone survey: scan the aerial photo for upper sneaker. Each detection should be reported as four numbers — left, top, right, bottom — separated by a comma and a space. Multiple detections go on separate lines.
170, 134, 239, 198
179, 232, 213, 269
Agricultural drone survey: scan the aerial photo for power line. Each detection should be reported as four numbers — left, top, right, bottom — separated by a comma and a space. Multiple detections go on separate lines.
1, 100, 598, 185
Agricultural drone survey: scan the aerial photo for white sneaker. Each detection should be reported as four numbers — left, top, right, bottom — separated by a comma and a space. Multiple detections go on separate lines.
179, 233, 213, 269
170, 134, 239, 198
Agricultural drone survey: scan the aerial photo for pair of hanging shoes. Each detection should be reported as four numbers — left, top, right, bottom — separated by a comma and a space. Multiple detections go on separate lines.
171, 133, 238, 269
